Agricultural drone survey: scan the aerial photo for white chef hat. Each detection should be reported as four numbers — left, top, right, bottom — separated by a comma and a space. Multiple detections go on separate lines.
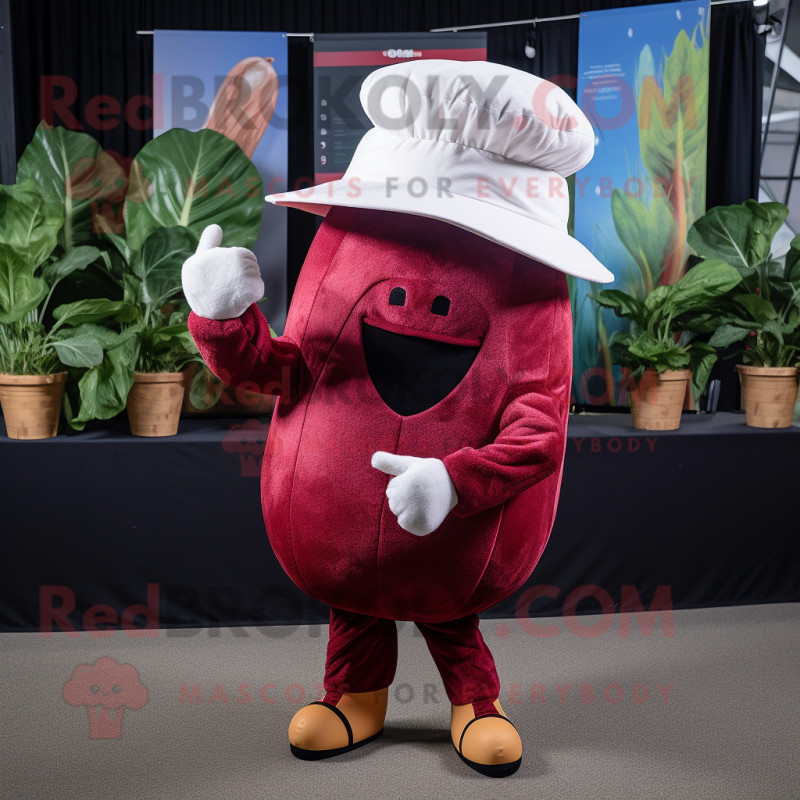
266, 59, 613, 283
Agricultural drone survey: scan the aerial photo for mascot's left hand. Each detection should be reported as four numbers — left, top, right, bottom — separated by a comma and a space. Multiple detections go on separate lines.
372, 452, 458, 536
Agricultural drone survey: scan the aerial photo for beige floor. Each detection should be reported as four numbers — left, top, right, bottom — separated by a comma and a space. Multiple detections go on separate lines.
1, 603, 798, 800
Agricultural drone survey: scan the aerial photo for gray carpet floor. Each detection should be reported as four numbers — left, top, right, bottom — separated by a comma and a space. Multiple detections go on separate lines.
1, 603, 798, 800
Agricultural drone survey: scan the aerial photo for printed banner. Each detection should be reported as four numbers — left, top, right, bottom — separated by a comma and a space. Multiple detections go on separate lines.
312, 32, 487, 183
153, 30, 289, 332
572, 1, 710, 406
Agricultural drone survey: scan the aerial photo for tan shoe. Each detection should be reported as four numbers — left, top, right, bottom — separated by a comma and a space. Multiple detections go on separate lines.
288, 689, 388, 760
450, 700, 522, 778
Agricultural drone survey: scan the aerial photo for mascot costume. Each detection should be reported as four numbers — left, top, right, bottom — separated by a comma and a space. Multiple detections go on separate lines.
182, 61, 611, 778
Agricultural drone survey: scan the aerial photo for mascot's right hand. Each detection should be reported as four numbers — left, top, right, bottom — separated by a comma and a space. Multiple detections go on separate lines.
181, 224, 264, 320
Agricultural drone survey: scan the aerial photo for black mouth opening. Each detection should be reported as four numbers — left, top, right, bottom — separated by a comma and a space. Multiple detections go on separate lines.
362, 320, 480, 416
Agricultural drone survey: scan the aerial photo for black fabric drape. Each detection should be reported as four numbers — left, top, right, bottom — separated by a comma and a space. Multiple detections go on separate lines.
3, 413, 798, 632
489, 19, 580, 100
707, 2, 766, 208
0, 0, 15, 184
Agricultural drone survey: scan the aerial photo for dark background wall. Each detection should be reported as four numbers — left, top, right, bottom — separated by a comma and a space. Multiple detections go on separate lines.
7, 0, 766, 407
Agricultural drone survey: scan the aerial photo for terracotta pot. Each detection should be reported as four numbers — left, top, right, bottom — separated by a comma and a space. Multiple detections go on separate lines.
127, 372, 187, 437
735, 364, 799, 429
628, 368, 690, 431
0, 372, 67, 440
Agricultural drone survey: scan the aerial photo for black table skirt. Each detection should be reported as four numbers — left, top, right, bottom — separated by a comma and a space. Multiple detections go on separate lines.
1, 412, 798, 633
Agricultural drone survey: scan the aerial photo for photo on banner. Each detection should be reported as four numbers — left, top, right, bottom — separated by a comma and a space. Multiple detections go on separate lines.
312, 32, 487, 183
153, 30, 289, 333
572, 1, 710, 407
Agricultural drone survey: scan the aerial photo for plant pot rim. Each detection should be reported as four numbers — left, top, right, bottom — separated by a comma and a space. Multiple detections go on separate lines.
641, 368, 691, 380
735, 364, 798, 376
0, 371, 68, 385
133, 371, 187, 383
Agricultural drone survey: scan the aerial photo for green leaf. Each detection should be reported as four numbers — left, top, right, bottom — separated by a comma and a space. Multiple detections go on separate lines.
771, 280, 799, 301
148, 321, 193, 347
0, 181, 63, 322
732, 293, 778, 323
58, 322, 124, 350
709, 324, 750, 348
188, 362, 222, 410
16, 123, 128, 251
125, 128, 263, 252
785, 234, 800, 282
644, 284, 672, 312
133, 226, 197, 310
783, 306, 800, 334
763, 318, 784, 346
638, 28, 708, 236
53, 298, 138, 326
688, 340, 717, 401
688, 200, 789, 272
634, 43, 655, 101
69, 336, 137, 426
53, 333, 105, 367
661, 259, 742, 315
673, 310, 723, 333
610, 188, 672, 290
42, 245, 101, 283
589, 289, 646, 327
627, 331, 691, 370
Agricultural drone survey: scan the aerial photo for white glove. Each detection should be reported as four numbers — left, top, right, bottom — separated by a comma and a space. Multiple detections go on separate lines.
181, 224, 264, 320
372, 451, 458, 536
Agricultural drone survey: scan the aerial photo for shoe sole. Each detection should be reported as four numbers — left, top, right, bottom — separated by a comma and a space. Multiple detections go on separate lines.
454, 744, 522, 778
290, 728, 384, 761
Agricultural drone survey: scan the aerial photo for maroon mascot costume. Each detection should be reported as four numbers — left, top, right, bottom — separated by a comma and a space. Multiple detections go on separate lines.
182, 60, 611, 778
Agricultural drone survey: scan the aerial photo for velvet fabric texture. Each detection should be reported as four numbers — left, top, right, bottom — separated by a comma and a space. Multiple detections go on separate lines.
322, 608, 500, 711
189, 206, 572, 623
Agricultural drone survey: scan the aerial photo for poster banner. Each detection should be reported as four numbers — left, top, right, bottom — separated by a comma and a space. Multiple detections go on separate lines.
153, 30, 289, 333
572, 1, 709, 407
312, 32, 487, 183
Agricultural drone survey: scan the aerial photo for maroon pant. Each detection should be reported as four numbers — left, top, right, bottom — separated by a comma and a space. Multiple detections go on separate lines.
322, 608, 501, 718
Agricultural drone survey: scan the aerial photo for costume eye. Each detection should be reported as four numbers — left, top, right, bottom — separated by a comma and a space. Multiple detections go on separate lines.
431, 295, 450, 316
389, 287, 406, 306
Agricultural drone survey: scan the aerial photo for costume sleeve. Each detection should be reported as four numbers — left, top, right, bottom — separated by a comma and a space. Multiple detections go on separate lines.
442, 383, 567, 517
188, 304, 305, 397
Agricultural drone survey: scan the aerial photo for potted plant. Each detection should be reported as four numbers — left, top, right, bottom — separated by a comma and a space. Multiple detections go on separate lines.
114, 227, 209, 437
0, 181, 131, 439
16, 123, 264, 435
688, 200, 800, 428
591, 259, 742, 429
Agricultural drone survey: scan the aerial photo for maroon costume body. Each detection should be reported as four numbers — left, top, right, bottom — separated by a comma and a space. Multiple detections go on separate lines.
189, 207, 572, 711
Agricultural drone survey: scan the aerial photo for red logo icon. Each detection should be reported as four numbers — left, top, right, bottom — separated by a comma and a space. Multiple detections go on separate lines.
222, 419, 275, 476
63, 656, 148, 739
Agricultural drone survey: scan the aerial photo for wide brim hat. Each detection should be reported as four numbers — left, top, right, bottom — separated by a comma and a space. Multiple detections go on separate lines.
266, 60, 613, 283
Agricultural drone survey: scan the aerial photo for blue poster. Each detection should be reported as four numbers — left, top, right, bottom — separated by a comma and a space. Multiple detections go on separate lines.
154, 30, 289, 332
572, 1, 709, 406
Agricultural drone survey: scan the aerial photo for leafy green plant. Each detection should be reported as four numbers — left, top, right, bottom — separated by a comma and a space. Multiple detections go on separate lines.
686, 200, 800, 367
11, 123, 264, 428
590, 258, 742, 401
573, 24, 709, 406
60, 225, 206, 429
611, 25, 709, 295
0, 180, 131, 376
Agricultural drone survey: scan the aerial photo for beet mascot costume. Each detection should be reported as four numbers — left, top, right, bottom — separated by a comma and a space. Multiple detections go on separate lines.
182, 61, 611, 777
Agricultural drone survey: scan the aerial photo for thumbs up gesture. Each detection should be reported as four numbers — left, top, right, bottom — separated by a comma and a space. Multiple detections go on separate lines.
181, 224, 265, 320
371, 452, 458, 536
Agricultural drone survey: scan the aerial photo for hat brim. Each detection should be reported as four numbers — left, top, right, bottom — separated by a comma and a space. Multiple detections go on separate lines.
266, 181, 614, 284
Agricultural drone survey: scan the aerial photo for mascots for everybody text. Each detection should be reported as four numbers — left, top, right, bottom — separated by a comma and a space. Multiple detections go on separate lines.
182, 61, 611, 778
